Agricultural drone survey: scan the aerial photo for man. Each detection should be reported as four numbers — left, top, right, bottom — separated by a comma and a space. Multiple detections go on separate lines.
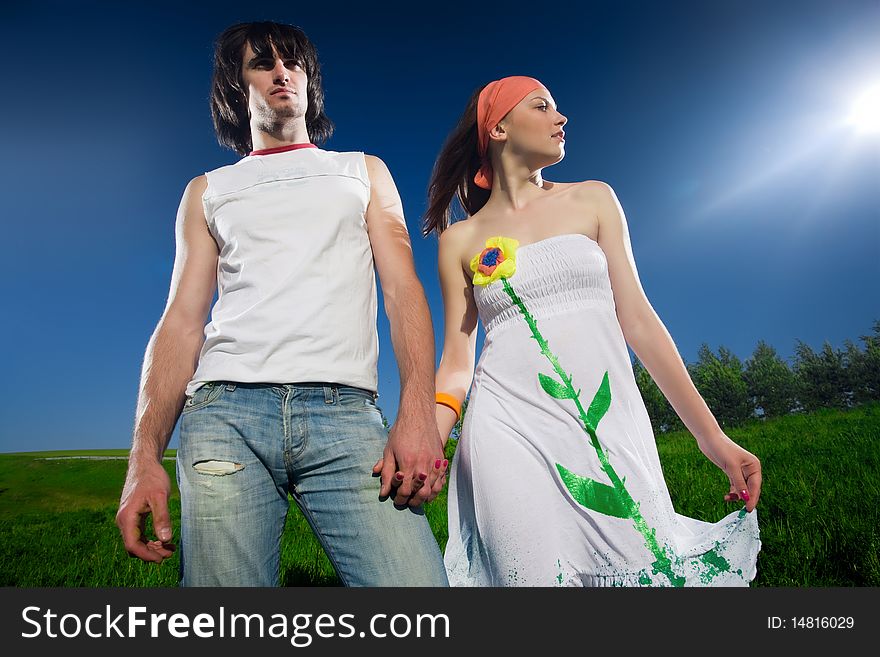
116, 21, 449, 587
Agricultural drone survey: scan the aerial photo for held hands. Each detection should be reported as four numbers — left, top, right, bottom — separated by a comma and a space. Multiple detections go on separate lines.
372, 415, 448, 508
698, 433, 763, 513
115, 458, 176, 563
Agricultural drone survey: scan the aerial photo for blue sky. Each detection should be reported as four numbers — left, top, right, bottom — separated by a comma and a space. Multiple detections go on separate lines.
1, 0, 877, 452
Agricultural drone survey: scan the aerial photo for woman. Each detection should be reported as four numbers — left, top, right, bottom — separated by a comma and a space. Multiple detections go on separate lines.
425, 76, 762, 586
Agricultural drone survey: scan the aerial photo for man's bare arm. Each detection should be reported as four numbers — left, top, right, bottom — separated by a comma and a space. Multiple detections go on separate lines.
116, 175, 219, 562
363, 155, 446, 507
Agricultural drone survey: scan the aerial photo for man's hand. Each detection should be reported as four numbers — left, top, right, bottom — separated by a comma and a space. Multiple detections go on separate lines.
372, 416, 448, 507
115, 458, 176, 563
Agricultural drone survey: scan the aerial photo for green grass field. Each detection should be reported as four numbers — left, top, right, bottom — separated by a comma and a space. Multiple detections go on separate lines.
1, 403, 877, 586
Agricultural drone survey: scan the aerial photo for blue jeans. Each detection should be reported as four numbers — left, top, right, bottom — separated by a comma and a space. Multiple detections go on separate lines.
177, 382, 448, 587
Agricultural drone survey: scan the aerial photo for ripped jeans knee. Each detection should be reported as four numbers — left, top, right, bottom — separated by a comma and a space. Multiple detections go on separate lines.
191, 460, 245, 476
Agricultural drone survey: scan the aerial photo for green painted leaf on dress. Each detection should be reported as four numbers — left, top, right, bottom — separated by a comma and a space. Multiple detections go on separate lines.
538, 373, 575, 399
556, 463, 630, 519
586, 371, 612, 431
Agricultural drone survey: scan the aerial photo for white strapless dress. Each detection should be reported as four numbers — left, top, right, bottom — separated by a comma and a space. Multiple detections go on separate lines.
444, 233, 761, 586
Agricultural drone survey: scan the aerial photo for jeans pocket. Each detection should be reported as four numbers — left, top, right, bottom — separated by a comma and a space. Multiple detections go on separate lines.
181, 382, 227, 414
336, 386, 377, 412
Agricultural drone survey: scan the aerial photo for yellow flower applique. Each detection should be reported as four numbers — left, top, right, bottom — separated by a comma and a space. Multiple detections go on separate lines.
470, 237, 519, 286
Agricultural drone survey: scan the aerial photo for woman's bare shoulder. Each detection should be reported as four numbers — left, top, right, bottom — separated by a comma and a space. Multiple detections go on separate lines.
543, 178, 614, 202
559, 180, 617, 213
440, 219, 489, 277
571, 179, 615, 195
439, 219, 474, 244
438, 220, 475, 258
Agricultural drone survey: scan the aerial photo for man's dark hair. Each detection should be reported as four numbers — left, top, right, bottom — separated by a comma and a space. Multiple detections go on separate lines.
210, 22, 334, 155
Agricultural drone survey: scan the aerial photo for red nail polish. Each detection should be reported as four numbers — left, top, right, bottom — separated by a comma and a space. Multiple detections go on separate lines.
395, 472, 404, 481
435, 459, 442, 469
418, 472, 428, 481
741, 489, 750, 502
442, 459, 448, 468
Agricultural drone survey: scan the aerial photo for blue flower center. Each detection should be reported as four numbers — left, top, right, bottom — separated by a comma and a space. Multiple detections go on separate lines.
481, 248, 501, 267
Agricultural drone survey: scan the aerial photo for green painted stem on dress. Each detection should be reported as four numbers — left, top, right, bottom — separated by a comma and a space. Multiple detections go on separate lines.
502, 278, 686, 586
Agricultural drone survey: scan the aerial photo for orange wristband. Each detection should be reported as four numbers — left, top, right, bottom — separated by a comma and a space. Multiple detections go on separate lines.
435, 392, 461, 421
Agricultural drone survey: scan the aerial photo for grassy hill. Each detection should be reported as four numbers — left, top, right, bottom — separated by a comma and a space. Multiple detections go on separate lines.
1, 403, 877, 586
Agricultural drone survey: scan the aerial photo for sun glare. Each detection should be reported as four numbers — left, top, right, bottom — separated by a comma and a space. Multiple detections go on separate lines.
847, 83, 880, 134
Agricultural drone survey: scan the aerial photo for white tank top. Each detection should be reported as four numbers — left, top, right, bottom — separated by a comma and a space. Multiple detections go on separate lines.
185, 147, 378, 396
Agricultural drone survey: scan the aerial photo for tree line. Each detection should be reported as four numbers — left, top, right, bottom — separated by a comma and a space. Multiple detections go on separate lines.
633, 320, 880, 433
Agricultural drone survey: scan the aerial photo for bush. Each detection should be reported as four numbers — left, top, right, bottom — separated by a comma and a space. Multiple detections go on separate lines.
793, 340, 850, 411
845, 320, 880, 404
744, 340, 798, 418
689, 344, 751, 428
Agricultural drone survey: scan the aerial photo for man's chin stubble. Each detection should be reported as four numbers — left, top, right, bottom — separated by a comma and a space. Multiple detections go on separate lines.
255, 104, 304, 131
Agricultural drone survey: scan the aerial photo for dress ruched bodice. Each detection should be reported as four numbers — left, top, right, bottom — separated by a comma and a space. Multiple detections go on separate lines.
473, 234, 616, 335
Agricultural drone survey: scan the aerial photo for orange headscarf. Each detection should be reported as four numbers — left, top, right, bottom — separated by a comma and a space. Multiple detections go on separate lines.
474, 75, 544, 189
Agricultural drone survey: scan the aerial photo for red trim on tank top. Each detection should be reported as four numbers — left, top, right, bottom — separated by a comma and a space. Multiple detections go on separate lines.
249, 143, 318, 156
